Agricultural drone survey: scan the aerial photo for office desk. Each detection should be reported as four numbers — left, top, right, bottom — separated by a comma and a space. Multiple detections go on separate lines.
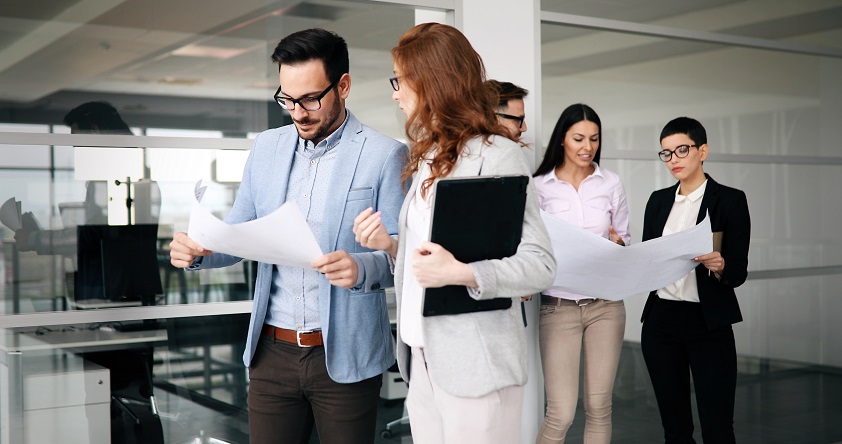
0, 327, 168, 444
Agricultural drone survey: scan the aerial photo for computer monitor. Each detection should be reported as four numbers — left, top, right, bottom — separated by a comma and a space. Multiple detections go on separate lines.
74, 224, 163, 306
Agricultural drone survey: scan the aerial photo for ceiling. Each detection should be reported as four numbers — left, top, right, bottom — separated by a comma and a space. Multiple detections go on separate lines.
0, 0, 840, 137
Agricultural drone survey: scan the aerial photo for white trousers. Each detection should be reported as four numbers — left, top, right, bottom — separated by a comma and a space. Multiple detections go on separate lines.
406, 347, 524, 444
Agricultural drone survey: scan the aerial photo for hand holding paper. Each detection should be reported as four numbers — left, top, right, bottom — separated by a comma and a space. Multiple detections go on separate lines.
169, 231, 212, 268
311, 250, 358, 288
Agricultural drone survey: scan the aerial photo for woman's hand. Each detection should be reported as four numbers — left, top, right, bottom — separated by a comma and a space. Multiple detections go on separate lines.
353, 207, 397, 257
694, 251, 725, 275
608, 226, 625, 246
413, 241, 477, 289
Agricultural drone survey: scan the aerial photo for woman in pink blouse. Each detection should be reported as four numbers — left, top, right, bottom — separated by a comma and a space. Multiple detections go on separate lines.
534, 104, 630, 444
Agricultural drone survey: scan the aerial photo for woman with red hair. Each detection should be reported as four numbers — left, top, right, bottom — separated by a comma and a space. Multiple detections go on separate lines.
354, 23, 556, 443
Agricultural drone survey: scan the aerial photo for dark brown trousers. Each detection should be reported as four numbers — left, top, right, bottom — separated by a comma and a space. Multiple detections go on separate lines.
247, 336, 382, 444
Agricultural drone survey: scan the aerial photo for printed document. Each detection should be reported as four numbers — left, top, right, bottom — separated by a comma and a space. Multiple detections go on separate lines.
187, 181, 323, 268
541, 211, 712, 300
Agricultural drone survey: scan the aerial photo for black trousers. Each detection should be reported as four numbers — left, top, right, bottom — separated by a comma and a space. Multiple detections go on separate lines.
641, 297, 737, 444
247, 336, 383, 444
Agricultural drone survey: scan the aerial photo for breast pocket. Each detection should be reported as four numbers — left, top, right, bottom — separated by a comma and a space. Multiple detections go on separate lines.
347, 187, 373, 202
545, 200, 570, 215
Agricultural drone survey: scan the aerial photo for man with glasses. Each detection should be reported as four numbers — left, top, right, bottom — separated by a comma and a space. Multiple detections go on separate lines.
169, 28, 407, 444
486, 80, 528, 140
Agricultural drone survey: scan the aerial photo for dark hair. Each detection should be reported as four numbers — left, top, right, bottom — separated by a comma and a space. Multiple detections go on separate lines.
660, 116, 707, 146
534, 103, 602, 177
63, 101, 132, 134
271, 28, 349, 84
392, 23, 509, 196
485, 80, 528, 108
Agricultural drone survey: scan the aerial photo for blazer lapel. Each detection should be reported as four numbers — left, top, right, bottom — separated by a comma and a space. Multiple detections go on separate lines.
271, 129, 297, 214
653, 182, 678, 235
322, 113, 365, 252
697, 173, 719, 224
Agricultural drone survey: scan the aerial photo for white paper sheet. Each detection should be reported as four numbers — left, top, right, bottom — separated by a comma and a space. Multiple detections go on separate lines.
187, 181, 323, 268
541, 211, 713, 300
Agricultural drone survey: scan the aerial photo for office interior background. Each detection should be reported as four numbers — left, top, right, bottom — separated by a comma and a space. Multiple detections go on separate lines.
1, 0, 841, 443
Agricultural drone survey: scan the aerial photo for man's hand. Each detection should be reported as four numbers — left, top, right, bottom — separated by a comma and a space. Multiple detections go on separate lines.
353, 207, 397, 257
312, 250, 359, 289
170, 232, 212, 269
413, 242, 476, 289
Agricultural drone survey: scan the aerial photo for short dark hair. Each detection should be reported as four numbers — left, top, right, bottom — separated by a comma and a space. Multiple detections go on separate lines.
660, 117, 707, 146
485, 80, 528, 108
271, 28, 349, 84
63, 101, 132, 134
534, 103, 602, 177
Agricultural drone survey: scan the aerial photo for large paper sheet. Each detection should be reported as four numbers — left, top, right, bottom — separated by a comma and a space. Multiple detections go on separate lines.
187, 181, 323, 268
541, 211, 712, 300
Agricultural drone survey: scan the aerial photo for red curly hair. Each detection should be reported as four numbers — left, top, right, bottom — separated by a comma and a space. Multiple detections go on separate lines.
391, 23, 509, 197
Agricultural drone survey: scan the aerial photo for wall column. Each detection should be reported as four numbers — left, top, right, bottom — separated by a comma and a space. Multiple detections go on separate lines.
457, 1, 544, 442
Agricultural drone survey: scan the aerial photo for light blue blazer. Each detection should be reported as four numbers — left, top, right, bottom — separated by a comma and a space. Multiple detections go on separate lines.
194, 111, 407, 384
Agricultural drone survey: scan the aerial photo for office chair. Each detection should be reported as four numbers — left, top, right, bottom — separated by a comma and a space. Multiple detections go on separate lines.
380, 393, 410, 439
84, 348, 165, 444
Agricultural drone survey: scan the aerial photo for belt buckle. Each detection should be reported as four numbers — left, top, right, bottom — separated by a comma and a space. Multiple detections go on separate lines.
296, 330, 313, 347
576, 298, 596, 307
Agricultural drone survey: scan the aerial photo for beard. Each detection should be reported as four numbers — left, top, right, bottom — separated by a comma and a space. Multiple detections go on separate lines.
294, 92, 342, 143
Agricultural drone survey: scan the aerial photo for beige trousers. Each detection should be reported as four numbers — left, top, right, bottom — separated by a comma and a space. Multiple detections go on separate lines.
537, 299, 626, 444
406, 347, 524, 444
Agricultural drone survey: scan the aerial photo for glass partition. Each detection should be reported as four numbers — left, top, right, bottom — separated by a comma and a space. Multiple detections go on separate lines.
0, 1, 430, 442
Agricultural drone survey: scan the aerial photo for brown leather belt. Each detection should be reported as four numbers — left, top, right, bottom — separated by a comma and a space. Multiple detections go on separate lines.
262, 325, 324, 347
541, 294, 599, 307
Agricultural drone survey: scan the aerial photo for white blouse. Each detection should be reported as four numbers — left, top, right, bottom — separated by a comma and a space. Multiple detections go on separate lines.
658, 180, 707, 303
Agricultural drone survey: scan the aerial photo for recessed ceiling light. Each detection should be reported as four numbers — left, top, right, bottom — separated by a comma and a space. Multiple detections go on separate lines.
172, 44, 251, 60
157, 77, 202, 85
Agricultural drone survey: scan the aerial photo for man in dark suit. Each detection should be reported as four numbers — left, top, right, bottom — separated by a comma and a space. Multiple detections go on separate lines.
641, 117, 751, 444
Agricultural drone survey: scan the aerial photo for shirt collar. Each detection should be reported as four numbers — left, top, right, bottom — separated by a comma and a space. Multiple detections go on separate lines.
540, 162, 603, 184
297, 110, 349, 154
675, 179, 708, 203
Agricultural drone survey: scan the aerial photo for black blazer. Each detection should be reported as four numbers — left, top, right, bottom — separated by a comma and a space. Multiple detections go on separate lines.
640, 174, 751, 330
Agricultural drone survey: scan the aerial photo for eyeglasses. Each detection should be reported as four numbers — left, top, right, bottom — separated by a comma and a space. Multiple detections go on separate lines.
658, 144, 698, 162
496, 113, 526, 129
274, 79, 339, 111
389, 76, 400, 91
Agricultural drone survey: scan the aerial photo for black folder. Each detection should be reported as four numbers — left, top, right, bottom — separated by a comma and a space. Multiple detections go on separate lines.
422, 175, 528, 317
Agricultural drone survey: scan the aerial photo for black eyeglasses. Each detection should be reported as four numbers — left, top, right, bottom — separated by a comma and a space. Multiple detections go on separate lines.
658, 144, 698, 162
274, 79, 339, 111
496, 113, 526, 129
389, 76, 400, 91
